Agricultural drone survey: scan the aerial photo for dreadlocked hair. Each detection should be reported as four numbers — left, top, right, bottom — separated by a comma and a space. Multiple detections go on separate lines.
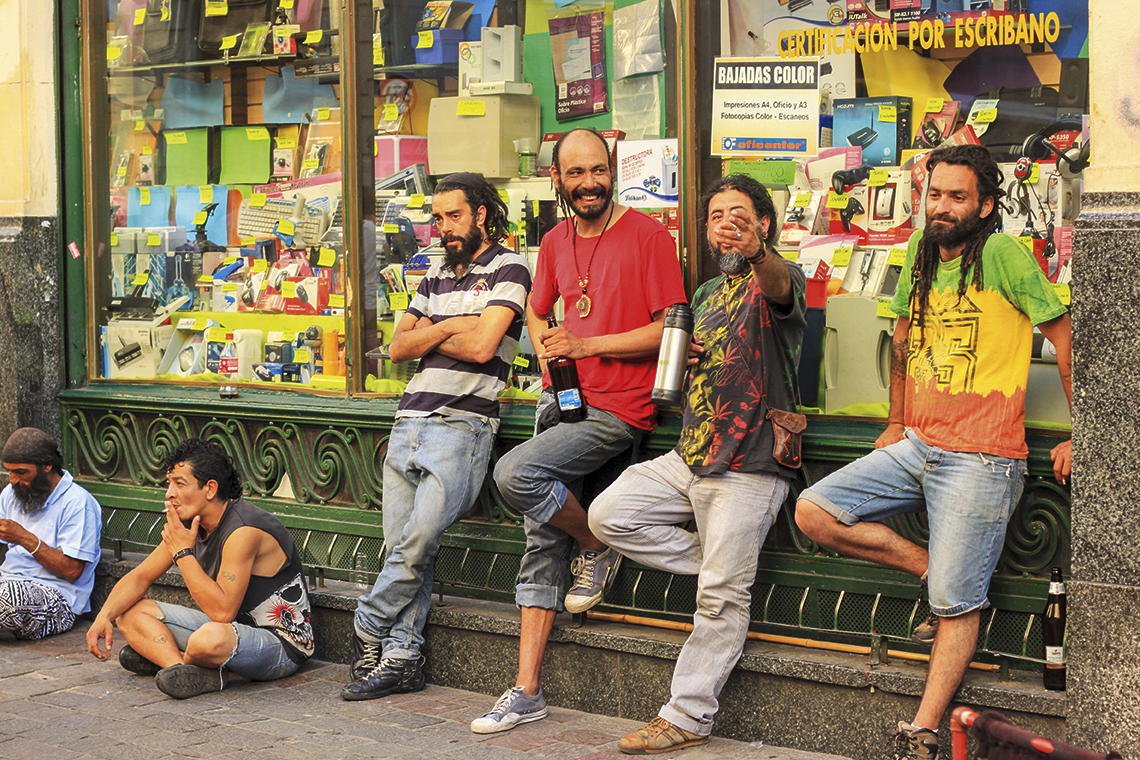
434, 172, 511, 243
550, 128, 614, 233
910, 144, 1005, 346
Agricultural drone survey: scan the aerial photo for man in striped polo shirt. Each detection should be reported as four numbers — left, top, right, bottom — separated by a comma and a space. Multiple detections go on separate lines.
342, 173, 532, 701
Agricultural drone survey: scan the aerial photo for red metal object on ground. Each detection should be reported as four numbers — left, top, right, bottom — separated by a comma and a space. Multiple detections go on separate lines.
950, 706, 1126, 760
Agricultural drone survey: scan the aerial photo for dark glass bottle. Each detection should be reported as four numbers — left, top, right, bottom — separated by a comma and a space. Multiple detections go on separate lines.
545, 316, 587, 422
1043, 566, 1067, 691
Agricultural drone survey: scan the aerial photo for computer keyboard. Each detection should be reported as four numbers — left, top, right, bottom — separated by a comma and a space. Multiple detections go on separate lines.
237, 196, 330, 245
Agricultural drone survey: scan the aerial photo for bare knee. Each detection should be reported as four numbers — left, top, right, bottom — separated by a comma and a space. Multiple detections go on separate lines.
116, 599, 163, 632
794, 498, 840, 543
184, 622, 235, 666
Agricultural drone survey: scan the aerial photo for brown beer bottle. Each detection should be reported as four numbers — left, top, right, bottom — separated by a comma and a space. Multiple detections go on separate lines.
1043, 566, 1066, 691
545, 316, 587, 422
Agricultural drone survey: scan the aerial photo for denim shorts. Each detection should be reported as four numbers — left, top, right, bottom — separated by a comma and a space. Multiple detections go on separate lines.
155, 602, 299, 681
800, 429, 1026, 617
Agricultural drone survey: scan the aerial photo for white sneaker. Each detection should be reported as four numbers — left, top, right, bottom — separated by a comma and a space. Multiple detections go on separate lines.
471, 686, 548, 734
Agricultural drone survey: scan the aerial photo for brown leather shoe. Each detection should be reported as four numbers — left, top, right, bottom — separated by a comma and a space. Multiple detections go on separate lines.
618, 717, 709, 755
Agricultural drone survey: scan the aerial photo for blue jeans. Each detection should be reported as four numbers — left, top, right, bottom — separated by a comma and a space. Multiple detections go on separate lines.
800, 428, 1027, 616
354, 414, 495, 659
494, 391, 636, 611
154, 602, 298, 682
589, 450, 789, 736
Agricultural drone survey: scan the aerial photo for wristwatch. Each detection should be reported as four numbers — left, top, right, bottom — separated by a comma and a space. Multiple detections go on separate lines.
172, 548, 194, 563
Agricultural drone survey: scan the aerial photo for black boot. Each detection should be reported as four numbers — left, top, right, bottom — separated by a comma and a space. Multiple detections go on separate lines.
340, 655, 426, 701
350, 633, 382, 681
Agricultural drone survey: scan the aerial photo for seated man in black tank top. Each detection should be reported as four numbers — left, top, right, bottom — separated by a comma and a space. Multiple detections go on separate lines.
86, 439, 315, 699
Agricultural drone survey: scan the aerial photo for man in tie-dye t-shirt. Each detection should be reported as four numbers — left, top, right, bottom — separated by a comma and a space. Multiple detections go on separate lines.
796, 145, 1071, 760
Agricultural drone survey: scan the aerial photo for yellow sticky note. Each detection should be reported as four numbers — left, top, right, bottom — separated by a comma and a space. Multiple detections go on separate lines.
780, 251, 799, 261
199, 186, 213, 204
304, 30, 323, 44
826, 191, 850, 209
253, 259, 268, 272
165, 132, 187, 145
512, 355, 530, 369
887, 248, 907, 267
382, 223, 400, 234
293, 346, 311, 363
193, 211, 208, 226
382, 104, 399, 122
390, 292, 409, 310
329, 294, 345, 308
276, 137, 296, 149
878, 105, 897, 123
197, 275, 214, 284
875, 298, 896, 318
140, 188, 152, 206
134, 7, 146, 25
792, 192, 812, 207
417, 31, 433, 49
132, 272, 150, 286
868, 169, 889, 187
1053, 283, 1071, 306
281, 280, 297, 298
303, 158, 320, 170
141, 146, 153, 156
277, 219, 296, 236
1029, 163, 1040, 184
316, 107, 331, 121
373, 45, 385, 66
207, 327, 228, 342
408, 193, 425, 209
924, 98, 945, 114
222, 282, 239, 292
831, 247, 852, 266
110, 233, 119, 246
205, 0, 228, 17
250, 193, 267, 207
116, 166, 127, 178
280, 0, 295, 7
240, 237, 256, 247
974, 108, 998, 124
318, 248, 336, 267
135, 119, 146, 131
107, 45, 123, 61
1018, 236, 1036, 252
161, 6, 169, 21
224, 255, 238, 265
246, 128, 268, 140
220, 35, 239, 51
456, 100, 486, 117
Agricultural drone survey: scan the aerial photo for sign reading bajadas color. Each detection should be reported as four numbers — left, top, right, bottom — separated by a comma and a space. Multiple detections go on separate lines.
712, 58, 820, 158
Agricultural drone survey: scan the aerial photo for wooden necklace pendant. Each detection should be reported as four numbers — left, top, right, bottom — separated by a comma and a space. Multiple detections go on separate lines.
576, 292, 592, 317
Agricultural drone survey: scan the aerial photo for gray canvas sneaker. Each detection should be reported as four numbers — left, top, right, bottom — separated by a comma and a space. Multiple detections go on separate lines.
564, 547, 622, 614
470, 686, 549, 734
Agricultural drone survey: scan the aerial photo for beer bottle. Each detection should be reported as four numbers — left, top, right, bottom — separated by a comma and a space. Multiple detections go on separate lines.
545, 316, 587, 422
1043, 566, 1066, 691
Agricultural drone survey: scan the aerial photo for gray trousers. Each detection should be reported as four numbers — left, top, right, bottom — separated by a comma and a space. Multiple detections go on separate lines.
588, 449, 789, 736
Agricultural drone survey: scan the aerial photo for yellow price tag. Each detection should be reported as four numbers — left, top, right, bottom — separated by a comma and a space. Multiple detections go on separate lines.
161, 6, 169, 21
140, 188, 152, 206
132, 273, 149, 286
780, 251, 799, 261
303, 158, 320, 170
792, 192, 812, 207
277, 219, 296, 236
390, 292, 409, 310
281, 280, 297, 298
373, 45, 385, 66
199, 186, 213, 204
1018, 236, 1036, 252
924, 98, 945, 114
1053, 283, 1071, 306
329, 294, 345, 308
116, 166, 127, 178
222, 282, 239, 292
276, 137, 296, 149
293, 347, 311, 363
246, 128, 268, 140
316, 107, 331, 121
974, 107, 998, 124
280, 0, 295, 7
220, 35, 239, 50
868, 169, 889, 187
252, 259, 268, 273
416, 31, 433, 49
250, 193, 267, 207
207, 327, 228, 342
318, 248, 337, 267
878, 105, 897, 123
110, 233, 119, 246
831, 247, 852, 266
141, 146, 153, 156
240, 238, 256, 248
205, 0, 228, 17
382, 223, 399, 234
134, 8, 146, 25
197, 275, 214, 285
193, 211, 208, 225
135, 119, 146, 131
825, 191, 850, 210
408, 193, 425, 209
456, 100, 486, 116
887, 248, 907, 267
875, 298, 896, 318
383, 104, 399, 121
224, 256, 238, 265
304, 30, 323, 44
512, 355, 531, 369
107, 45, 123, 62
1029, 163, 1040, 184
165, 131, 188, 145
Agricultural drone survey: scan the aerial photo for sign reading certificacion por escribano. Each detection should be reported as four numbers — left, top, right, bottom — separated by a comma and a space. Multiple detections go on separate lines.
712, 58, 820, 158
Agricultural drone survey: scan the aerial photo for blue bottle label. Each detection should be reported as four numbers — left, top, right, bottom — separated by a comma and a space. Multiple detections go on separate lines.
557, 388, 582, 411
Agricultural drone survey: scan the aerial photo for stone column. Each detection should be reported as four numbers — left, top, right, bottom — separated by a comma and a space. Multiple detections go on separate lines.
1069, 0, 1140, 753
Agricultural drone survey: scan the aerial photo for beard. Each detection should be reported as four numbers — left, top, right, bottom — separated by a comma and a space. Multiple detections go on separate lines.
708, 238, 751, 277
441, 224, 484, 271
925, 203, 985, 249
11, 466, 52, 515
560, 182, 614, 221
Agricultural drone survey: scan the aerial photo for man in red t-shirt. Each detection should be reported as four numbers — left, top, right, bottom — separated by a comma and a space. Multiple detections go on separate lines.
472, 129, 686, 734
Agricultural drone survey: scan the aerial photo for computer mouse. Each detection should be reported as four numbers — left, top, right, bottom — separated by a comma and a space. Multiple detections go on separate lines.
875, 187, 895, 219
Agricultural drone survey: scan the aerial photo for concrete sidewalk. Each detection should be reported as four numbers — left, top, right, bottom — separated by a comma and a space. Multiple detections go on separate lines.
0, 627, 851, 760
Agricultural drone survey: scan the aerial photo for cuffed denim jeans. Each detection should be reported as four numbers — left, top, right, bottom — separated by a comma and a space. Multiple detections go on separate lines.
354, 414, 494, 659
589, 449, 789, 736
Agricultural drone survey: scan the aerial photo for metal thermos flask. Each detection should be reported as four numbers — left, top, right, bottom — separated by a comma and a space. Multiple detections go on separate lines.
652, 303, 694, 406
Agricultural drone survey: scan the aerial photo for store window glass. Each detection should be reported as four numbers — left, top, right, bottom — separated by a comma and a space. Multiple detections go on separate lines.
96, 0, 348, 390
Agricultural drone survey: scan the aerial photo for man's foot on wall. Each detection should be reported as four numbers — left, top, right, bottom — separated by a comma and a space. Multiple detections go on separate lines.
564, 547, 622, 614
891, 721, 939, 760
911, 611, 939, 644
340, 654, 426, 701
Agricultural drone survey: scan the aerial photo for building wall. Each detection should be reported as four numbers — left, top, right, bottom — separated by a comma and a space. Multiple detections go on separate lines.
0, 0, 63, 443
